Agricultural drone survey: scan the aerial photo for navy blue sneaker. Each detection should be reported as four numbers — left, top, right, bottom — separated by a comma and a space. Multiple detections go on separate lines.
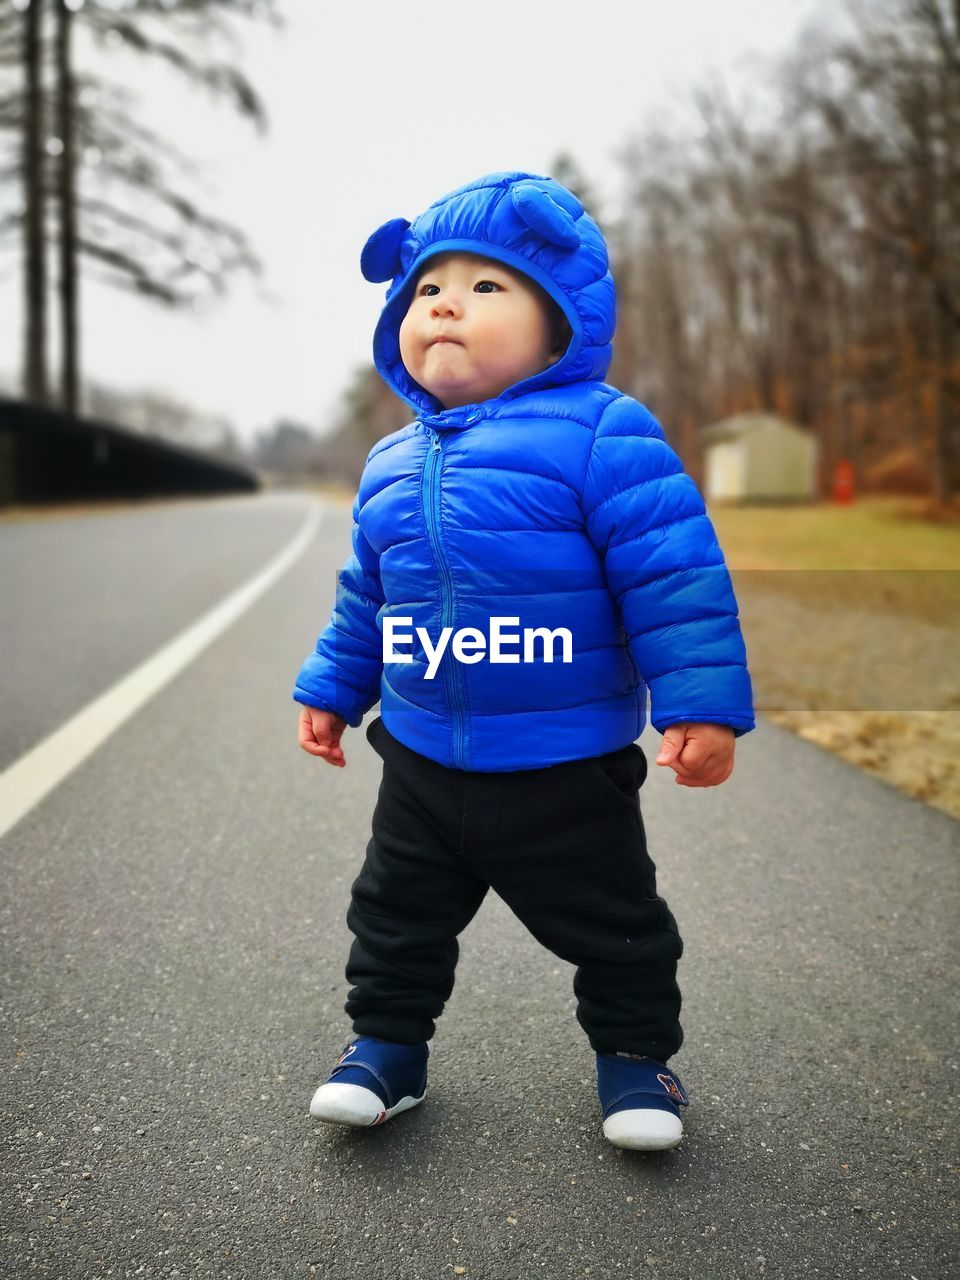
309, 1035, 430, 1127
596, 1052, 690, 1150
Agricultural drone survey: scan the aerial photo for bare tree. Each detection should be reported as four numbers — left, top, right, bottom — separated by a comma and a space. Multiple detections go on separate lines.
796, 0, 960, 501
4, 2, 51, 405
610, 0, 959, 503
2, 0, 282, 417
55, 0, 77, 412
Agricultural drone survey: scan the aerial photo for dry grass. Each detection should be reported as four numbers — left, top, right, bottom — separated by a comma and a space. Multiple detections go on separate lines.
710, 494, 960, 570
308, 480, 355, 504
710, 496, 960, 820
0, 497, 159, 522
764, 710, 960, 821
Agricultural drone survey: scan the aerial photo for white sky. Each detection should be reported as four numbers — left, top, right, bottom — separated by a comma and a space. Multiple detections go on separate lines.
0, 0, 837, 442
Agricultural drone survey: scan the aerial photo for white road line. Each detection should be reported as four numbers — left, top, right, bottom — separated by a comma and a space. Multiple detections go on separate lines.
0, 501, 323, 841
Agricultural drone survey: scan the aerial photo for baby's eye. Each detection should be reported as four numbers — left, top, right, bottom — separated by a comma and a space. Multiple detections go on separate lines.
419, 280, 501, 296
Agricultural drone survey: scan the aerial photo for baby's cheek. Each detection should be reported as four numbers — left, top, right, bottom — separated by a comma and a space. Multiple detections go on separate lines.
397, 316, 418, 369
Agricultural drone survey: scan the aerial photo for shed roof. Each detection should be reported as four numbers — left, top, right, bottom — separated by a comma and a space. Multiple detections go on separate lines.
698, 412, 814, 445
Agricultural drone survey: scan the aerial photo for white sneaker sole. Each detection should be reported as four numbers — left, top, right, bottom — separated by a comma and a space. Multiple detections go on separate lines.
309, 1081, 426, 1127
603, 1108, 684, 1150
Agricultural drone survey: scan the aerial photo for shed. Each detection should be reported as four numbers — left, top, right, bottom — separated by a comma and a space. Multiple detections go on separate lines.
698, 413, 818, 503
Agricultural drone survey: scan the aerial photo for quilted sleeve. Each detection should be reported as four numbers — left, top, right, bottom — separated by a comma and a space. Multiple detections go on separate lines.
581, 396, 755, 738
292, 490, 385, 728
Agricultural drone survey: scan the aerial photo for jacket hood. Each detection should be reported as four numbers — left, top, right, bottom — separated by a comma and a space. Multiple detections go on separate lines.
360, 170, 616, 419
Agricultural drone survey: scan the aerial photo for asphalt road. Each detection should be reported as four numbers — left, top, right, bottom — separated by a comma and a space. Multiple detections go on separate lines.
2, 492, 957, 1279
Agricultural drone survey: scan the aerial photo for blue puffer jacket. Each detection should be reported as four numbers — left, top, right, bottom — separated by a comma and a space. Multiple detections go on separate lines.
294, 171, 755, 771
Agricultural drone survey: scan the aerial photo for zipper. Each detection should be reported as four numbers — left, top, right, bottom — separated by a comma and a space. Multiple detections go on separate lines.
421, 425, 468, 769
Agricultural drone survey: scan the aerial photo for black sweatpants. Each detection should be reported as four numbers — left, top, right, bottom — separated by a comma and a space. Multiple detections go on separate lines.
343, 716, 685, 1062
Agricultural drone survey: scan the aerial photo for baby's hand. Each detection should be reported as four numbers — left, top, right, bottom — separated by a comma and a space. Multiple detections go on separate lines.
298, 706, 348, 768
655, 723, 735, 787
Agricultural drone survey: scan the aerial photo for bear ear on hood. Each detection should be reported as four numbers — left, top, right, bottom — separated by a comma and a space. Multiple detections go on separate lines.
360, 217, 411, 283
511, 182, 581, 250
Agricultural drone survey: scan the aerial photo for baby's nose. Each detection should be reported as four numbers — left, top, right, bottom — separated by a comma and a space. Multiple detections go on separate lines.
430, 292, 462, 317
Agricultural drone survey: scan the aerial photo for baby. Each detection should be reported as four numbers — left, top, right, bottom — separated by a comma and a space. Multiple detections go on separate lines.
293, 171, 754, 1151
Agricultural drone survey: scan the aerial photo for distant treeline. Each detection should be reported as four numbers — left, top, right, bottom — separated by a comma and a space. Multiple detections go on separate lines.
605, 0, 959, 504
312, 0, 958, 503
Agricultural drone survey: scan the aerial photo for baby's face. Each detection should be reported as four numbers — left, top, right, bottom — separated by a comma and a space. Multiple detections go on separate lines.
398, 251, 563, 410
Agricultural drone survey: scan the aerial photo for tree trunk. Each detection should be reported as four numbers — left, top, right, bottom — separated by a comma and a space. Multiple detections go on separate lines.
23, 0, 49, 405
56, 0, 78, 416
932, 284, 955, 504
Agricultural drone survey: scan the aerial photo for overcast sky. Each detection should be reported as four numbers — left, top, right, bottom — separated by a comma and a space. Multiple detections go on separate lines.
0, 0, 838, 442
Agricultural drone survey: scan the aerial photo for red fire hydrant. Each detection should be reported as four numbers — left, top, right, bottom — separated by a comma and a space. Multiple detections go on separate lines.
833, 458, 855, 504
